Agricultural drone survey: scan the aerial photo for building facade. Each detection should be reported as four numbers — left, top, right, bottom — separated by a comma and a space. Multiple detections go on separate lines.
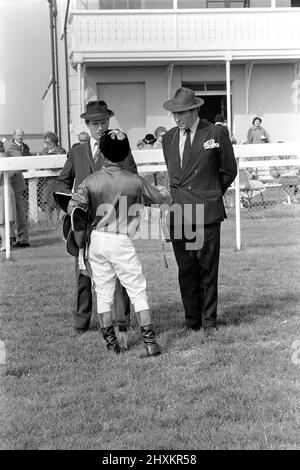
48, 0, 300, 149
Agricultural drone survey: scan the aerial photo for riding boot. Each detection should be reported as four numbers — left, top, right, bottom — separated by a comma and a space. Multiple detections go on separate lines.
140, 324, 161, 357
101, 325, 121, 354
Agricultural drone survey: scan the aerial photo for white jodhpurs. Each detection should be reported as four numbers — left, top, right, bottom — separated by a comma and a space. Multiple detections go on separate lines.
88, 230, 149, 314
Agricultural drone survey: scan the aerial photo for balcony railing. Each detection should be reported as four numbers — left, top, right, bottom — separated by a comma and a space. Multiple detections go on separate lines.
69, 8, 300, 60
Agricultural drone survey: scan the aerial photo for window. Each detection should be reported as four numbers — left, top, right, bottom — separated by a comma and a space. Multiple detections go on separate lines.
178, 0, 249, 7
183, 82, 227, 92
77, 0, 173, 9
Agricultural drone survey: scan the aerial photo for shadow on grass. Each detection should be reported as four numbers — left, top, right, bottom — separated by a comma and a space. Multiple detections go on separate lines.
219, 293, 299, 327
29, 237, 64, 248
149, 293, 299, 332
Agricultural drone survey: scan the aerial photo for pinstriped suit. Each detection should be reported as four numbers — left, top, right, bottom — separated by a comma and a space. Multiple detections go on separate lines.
162, 119, 237, 329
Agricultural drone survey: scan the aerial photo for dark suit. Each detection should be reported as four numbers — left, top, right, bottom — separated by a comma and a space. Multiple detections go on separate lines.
54, 138, 137, 330
215, 123, 230, 139
6, 140, 31, 244
162, 120, 237, 329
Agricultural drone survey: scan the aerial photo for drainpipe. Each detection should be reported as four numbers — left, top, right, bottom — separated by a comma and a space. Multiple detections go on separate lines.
63, 0, 71, 149
77, 62, 82, 131
47, 0, 57, 135
52, 1, 62, 141
225, 52, 232, 137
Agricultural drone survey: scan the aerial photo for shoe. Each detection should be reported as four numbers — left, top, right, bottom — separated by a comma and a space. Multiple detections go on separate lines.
13, 241, 30, 249
176, 325, 201, 336
140, 324, 161, 357
0, 245, 6, 252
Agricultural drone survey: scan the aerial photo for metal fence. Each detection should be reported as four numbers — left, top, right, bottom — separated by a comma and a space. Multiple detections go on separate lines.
24, 170, 63, 226
23, 166, 300, 227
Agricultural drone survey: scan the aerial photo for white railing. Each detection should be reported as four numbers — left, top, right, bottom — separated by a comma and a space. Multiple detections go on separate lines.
1, 143, 300, 259
69, 9, 300, 59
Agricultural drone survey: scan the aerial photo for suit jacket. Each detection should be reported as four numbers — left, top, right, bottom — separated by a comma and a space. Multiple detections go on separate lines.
215, 123, 230, 139
162, 120, 237, 225
5, 140, 31, 193
54, 137, 137, 194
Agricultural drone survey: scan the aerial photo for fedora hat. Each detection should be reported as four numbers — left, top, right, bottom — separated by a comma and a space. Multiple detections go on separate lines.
80, 100, 115, 120
163, 87, 204, 113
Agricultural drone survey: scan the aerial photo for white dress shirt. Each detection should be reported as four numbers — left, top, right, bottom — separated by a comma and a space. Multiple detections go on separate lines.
90, 136, 98, 158
179, 116, 199, 166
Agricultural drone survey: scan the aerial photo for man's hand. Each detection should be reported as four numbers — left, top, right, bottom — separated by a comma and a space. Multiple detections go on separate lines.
155, 185, 172, 205
155, 185, 167, 191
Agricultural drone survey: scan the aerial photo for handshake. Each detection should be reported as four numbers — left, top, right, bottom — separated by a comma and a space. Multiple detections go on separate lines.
155, 185, 172, 206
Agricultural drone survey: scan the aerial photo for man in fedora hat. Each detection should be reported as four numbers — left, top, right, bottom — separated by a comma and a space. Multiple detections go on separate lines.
162, 87, 237, 335
54, 100, 137, 335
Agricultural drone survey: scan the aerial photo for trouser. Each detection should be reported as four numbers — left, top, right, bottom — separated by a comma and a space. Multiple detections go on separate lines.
88, 231, 149, 315
14, 190, 29, 243
171, 223, 221, 329
73, 255, 131, 330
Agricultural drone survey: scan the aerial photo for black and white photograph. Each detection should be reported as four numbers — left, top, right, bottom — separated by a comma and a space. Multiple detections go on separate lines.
0, 0, 300, 453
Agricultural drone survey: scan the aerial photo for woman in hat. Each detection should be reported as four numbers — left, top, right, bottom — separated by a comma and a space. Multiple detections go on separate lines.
142, 133, 157, 149
39, 131, 66, 226
246, 117, 271, 144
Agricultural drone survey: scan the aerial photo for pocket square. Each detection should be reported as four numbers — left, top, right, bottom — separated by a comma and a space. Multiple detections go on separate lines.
203, 139, 219, 149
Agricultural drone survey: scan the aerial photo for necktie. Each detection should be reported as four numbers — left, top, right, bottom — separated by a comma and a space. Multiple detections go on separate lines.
93, 142, 101, 165
182, 128, 191, 168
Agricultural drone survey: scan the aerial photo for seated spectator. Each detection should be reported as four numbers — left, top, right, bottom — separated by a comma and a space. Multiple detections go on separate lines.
39, 132, 66, 225
153, 126, 167, 148
269, 151, 300, 204
246, 117, 271, 144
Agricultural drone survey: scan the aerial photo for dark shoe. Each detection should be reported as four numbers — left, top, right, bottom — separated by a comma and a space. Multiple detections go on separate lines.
101, 326, 121, 354
140, 324, 161, 357
13, 241, 30, 248
176, 325, 201, 336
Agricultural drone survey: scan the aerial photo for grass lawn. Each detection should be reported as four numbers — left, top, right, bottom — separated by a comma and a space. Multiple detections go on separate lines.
0, 215, 300, 450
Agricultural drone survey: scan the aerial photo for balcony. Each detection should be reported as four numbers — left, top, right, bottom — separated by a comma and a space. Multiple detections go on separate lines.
68, 7, 300, 64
